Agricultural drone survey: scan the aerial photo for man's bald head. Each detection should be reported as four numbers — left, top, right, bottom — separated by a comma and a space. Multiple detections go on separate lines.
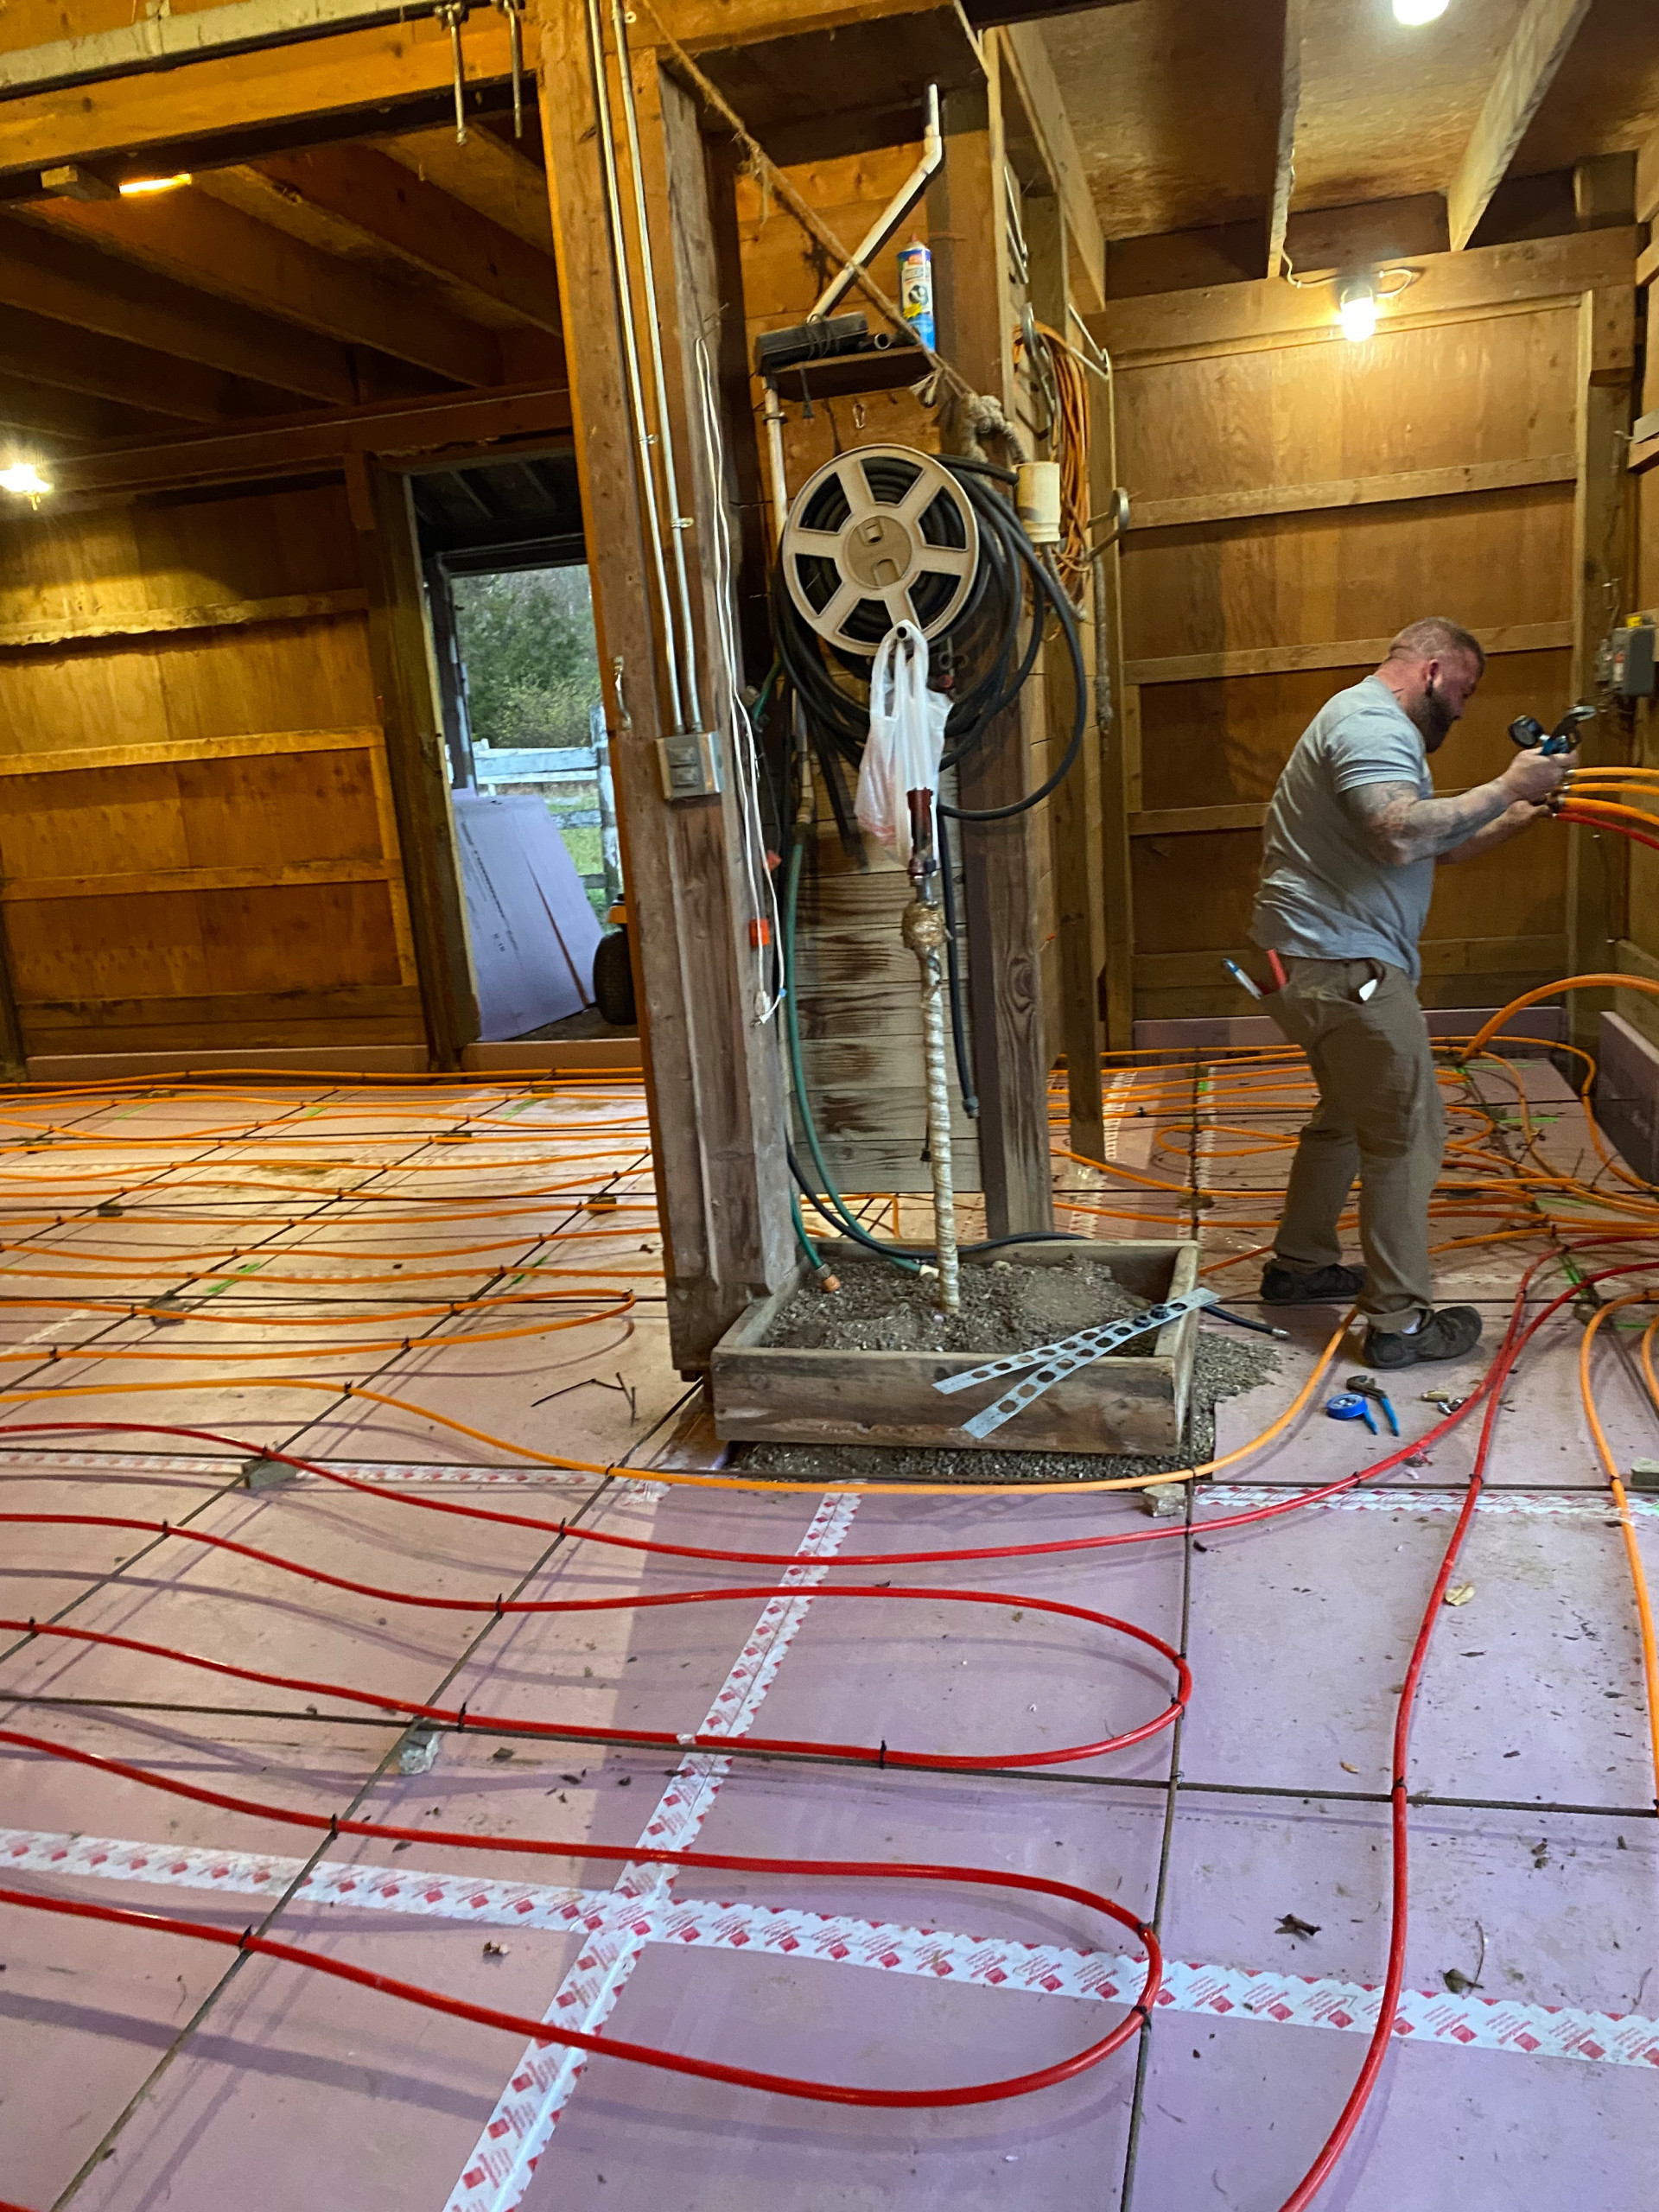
1376, 618, 1485, 752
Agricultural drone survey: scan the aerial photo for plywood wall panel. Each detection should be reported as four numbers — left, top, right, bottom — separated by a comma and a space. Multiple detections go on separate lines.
1116, 308, 1578, 503
1122, 485, 1573, 664
1138, 649, 1573, 810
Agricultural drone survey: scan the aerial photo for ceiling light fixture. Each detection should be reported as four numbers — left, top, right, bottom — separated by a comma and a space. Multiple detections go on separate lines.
1338, 281, 1379, 343
0, 461, 54, 503
1393, 0, 1450, 22
118, 173, 192, 196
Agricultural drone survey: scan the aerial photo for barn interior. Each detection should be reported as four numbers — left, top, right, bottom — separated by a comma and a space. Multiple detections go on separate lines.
1, 1, 1657, 2207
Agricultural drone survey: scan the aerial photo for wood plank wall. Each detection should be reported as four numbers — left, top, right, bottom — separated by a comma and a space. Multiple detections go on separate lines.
1096, 231, 1636, 1039
0, 480, 425, 1059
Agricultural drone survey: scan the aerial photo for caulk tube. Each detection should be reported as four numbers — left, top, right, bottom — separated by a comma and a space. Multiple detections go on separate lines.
899, 239, 935, 352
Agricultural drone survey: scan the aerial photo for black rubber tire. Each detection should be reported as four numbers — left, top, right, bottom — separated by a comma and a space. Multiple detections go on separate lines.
592, 926, 637, 1028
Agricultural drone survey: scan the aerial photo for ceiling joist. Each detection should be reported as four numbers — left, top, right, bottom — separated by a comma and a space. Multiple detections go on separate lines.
382, 126, 554, 252
197, 145, 562, 334
0, 214, 357, 402
1447, 0, 1594, 251
20, 189, 504, 386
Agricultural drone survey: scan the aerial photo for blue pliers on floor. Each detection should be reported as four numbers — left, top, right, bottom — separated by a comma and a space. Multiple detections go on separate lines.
1344, 1372, 1400, 1437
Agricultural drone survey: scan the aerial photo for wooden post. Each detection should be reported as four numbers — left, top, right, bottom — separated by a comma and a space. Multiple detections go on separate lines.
1096, 345, 1135, 1056
1025, 186, 1105, 1162
1567, 281, 1636, 1058
534, 0, 793, 1369
929, 80, 1054, 1236
357, 457, 478, 1070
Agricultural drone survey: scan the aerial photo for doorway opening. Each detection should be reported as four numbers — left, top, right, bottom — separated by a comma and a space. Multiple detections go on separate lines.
413, 452, 635, 1044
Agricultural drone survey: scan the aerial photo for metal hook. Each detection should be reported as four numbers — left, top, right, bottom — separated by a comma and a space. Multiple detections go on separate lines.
493, 0, 526, 137
436, 1, 469, 144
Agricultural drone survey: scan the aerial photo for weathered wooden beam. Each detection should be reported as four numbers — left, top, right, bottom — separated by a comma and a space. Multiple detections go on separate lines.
46, 380, 573, 500
0, 211, 355, 402
200, 145, 563, 334
1446, 0, 1592, 251
537, 11, 793, 1367
0, 375, 179, 449
355, 459, 478, 1067
1266, 0, 1307, 280
382, 127, 556, 253
1129, 453, 1579, 533
0, 588, 368, 649
995, 23, 1104, 312
21, 189, 504, 386
1125, 621, 1574, 688
931, 79, 1054, 1236
0, 15, 515, 181
1565, 283, 1636, 1057
0, 303, 287, 423
1094, 229, 1637, 365
1026, 188, 1105, 1162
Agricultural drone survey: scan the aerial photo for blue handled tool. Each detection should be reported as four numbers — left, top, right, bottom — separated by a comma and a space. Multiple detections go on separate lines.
1325, 1391, 1376, 1434
1509, 702, 1593, 757
1344, 1372, 1400, 1436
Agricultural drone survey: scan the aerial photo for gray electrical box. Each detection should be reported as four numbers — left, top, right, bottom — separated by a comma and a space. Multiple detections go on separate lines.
1605, 620, 1656, 698
657, 731, 723, 800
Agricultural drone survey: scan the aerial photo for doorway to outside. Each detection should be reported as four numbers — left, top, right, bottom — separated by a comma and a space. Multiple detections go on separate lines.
413, 452, 634, 1044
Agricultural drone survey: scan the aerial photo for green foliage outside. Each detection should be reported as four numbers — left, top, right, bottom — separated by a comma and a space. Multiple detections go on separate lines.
451, 566, 602, 750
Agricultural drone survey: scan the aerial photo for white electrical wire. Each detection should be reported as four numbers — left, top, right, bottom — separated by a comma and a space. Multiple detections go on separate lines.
694, 331, 784, 1026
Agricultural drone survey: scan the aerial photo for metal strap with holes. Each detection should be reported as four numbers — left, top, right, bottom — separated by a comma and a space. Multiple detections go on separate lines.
934, 1289, 1217, 1442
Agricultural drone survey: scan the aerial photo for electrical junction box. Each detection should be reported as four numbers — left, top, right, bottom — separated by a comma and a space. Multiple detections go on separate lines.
657, 730, 723, 801
1603, 619, 1656, 698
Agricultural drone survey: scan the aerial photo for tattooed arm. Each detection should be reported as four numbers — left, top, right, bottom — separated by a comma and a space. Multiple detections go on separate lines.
1344, 747, 1576, 868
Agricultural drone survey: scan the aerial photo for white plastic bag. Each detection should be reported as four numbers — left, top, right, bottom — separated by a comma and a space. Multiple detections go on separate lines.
855, 621, 950, 867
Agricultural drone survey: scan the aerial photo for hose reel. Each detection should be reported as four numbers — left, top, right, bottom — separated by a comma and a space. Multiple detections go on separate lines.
780, 445, 981, 656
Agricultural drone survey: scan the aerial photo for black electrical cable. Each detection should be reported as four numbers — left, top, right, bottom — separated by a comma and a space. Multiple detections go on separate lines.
934, 807, 979, 1117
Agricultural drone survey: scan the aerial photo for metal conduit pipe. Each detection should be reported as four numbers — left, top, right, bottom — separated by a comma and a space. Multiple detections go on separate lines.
581, 0, 690, 734
610, 0, 705, 734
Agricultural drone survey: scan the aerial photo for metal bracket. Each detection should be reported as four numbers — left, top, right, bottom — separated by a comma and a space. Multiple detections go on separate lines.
933, 1288, 1217, 1442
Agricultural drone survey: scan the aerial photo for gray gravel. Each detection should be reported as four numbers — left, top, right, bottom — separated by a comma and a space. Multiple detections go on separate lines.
734, 1326, 1279, 1487
762, 1252, 1146, 1356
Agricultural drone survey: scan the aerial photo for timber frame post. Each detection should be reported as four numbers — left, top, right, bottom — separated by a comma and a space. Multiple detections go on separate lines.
929, 80, 1055, 1236
1567, 280, 1637, 1058
534, 0, 793, 1370
357, 456, 478, 1071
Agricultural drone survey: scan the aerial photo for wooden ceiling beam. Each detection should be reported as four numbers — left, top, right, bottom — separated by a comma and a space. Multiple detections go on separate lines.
1446, 0, 1593, 252
996, 25, 1105, 311
1266, 0, 1307, 279
0, 15, 514, 182
199, 146, 562, 333
47, 378, 573, 501
0, 305, 289, 424
382, 127, 555, 253
0, 215, 356, 402
0, 375, 181, 450
20, 190, 503, 386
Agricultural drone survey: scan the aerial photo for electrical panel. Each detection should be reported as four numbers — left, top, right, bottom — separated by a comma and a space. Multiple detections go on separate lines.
1601, 618, 1656, 698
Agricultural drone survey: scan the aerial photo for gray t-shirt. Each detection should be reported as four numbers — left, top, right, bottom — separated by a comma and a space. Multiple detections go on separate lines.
1250, 675, 1433, 982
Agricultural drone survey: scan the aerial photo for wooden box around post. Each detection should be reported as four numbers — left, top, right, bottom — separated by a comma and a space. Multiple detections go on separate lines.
710, 1238, 1202, 1455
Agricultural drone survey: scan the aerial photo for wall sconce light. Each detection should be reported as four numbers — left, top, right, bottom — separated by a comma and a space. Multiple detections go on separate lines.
1394, 0, 1449, 22
118, 174, 193, 197
1338, 281, 1379, 342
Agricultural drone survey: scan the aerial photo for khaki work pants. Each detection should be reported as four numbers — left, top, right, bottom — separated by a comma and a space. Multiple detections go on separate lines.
1268, 957, 1445, 1331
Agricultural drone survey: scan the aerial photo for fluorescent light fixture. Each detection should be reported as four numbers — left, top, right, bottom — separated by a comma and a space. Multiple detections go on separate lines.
1393, 0, 1449, 21
0, 462, 53, 498
1338, 282, 1378, 342
118, 173, 192, 196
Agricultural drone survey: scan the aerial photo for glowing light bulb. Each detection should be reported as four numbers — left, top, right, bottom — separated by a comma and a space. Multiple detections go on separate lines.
0, 462, 53, 498
118, 173, 192, 196
1393, 0, 1449, 22
1338, 283, 1378, 342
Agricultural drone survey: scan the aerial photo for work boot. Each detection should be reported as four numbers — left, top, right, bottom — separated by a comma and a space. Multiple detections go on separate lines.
1261, 1261, 1366, 1306
1363, 1306, 1482, 1369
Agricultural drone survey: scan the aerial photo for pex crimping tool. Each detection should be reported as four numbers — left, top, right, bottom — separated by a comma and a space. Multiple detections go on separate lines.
1344, 1372, 1399, 1436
